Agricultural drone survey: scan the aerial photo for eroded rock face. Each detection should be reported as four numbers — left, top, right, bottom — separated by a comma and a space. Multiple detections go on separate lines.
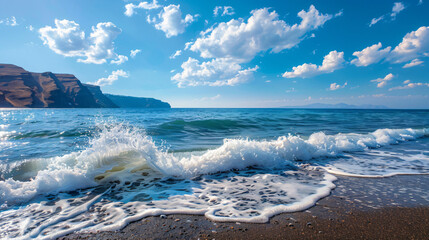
0, 64, 172, 108
83, 84, 118, 108
0, 64, 100, 108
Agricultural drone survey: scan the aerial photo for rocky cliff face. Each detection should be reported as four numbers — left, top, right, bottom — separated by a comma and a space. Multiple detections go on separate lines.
83, 84, 118, 108
0, 64, 171, 108
0, 64, 100, 108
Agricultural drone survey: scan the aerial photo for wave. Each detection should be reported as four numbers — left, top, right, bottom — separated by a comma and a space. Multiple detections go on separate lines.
0, 124, 428, 207
11, 128, 89, 140
1, 123, 429, 239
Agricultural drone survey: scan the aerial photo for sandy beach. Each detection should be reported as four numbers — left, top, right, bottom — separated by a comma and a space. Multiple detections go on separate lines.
60, 174, 429, 240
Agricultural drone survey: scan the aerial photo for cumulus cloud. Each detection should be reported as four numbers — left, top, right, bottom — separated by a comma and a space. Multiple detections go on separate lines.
389, 26, 429, 63
389, 81, 429, 90
391, 2, 406, 19
39, 19, 124, 64
403, 58, 423, 68
190, 6, 334, 62
214, 6, 235, 16
283, 51, 344, 78
172, 58, 258, 87
371, 73, 394, 88
0, 16, 18, 26
352, 26, 429, 66
111, 55, 128, 65
174, 5, 336, 87
130, 49, 141, 58
90, 70, 129, 86
124, 0, 161, 17
330, 82, 347, 90
351, 43, 391, 66
148, 4, 197, 38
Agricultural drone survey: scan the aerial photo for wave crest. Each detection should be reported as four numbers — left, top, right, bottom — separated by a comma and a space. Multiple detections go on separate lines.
0, 123, 428, 206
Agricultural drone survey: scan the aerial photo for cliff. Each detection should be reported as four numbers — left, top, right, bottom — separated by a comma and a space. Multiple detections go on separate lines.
0, 64, 171, 108
83, 84, 118, 108
0, 64, 100, 108
105, 94, 171, 108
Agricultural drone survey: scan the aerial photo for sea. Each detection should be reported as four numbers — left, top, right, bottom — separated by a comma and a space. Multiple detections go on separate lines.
0, 108, 428, 239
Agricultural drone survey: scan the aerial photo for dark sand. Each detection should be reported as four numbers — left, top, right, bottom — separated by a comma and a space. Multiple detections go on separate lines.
60, 175, 429, 240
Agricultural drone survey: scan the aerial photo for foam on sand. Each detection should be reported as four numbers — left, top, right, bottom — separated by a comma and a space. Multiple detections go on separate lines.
0, 124, 428, 239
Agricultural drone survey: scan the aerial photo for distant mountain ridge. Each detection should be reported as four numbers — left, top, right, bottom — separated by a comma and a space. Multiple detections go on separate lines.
281, 103, 389, 109
0, 64, 170, 108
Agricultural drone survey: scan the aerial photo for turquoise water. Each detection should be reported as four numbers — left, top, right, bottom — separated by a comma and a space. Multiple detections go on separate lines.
0, 108, 429, 238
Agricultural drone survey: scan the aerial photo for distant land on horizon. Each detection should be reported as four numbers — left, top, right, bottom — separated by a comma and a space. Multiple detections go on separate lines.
280, 103, 389, 109
0, 64, 170, 108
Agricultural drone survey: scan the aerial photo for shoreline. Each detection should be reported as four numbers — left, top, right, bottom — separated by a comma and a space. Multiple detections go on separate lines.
60, 174, 429, 240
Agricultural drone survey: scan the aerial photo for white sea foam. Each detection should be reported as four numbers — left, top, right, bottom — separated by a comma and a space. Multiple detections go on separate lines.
0, 124, 428, 239
1, 125, 427, 206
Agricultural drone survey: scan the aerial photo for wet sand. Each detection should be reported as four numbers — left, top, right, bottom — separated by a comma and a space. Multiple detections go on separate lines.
60, 175, 429, 240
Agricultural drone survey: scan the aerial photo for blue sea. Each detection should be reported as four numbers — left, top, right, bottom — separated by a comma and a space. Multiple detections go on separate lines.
1, 108, 429, 239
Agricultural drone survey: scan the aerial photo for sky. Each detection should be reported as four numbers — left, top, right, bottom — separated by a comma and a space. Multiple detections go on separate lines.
0, 0, 428, 108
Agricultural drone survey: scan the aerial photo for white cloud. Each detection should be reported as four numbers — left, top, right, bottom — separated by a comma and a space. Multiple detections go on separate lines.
330, 82, 347, 90
389, 26, 429, 63
27, 25, 34, 31
214, 6, 235, 16
39, 19, 124, 64
389, 81, 429, 90
148, 4, 197, 38
371, 73, 394, 88
351, 43, 391, 66
334, 10, 343, 17
0, 16, 18, 26
124, 0, 161, 17
403, 58, 423, 68
391, 2, 406, 19
90, 70, 129, 86
170, 50, 182, 59
352, 26, 429, 66
200, 94, 221, 101
130, 49, 141, 58
369, 2, 406, 27
190, 6, 334, 63
283, 51, 344, 78
369, 16, 384, 27
172, 57, 258, 87
111, 55, 128, 65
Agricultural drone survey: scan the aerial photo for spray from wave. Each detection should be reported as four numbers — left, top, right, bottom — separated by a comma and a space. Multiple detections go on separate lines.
1, 123, 427, 207
0, 122, 429, 239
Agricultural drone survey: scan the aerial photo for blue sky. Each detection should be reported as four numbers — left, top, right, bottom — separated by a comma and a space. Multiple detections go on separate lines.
0, 0, 428, 108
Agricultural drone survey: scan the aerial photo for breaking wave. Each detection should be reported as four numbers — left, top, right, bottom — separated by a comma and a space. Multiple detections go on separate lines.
1, 123, 428, 207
